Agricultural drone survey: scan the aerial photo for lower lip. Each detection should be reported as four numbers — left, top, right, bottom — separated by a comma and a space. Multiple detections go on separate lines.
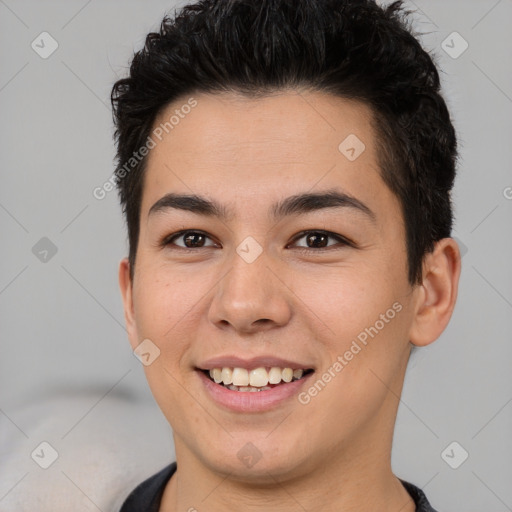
197, 370, 314, 413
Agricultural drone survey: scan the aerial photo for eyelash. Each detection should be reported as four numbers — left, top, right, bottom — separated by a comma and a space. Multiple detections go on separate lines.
160, 229, 355, 253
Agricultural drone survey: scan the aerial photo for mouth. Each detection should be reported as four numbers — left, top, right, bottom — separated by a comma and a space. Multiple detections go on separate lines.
195, 356, 316, 412
198, 366, 315, 392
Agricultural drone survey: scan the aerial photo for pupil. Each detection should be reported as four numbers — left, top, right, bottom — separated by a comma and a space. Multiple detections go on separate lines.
185, 233, 203, 247
308, 232, 327, 248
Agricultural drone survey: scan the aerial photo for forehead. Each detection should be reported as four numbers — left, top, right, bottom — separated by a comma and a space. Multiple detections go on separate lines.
151, 90, 375, 158
141, 90, 393, 219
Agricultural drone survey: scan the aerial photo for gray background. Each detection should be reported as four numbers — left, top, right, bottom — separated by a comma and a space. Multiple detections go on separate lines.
0, 0, 511, 510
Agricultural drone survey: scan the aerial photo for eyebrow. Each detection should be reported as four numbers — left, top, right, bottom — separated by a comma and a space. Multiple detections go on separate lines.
148, 189, 376, 223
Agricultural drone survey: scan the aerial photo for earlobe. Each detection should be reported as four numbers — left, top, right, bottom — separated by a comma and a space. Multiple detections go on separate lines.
409, 238, 461, 347
118, 258, 138, 347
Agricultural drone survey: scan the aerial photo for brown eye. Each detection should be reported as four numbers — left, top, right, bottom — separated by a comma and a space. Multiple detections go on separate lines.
290, 230, 354, 251
182, 232, 206, 248
163, 230, 218, 249
305, 232, 329, 248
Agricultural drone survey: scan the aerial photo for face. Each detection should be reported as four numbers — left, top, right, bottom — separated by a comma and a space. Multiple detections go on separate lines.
120, 90, 427, 482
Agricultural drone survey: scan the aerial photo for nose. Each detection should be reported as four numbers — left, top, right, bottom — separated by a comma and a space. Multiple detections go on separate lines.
207, 246, 292, 335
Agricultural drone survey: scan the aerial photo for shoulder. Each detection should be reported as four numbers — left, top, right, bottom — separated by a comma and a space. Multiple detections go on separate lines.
119, 462, 177, 512
400, 479, 439, 512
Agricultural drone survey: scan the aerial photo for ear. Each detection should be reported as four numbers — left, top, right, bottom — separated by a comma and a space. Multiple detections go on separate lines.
409, 238, 461, 347
118, 257, 139, 350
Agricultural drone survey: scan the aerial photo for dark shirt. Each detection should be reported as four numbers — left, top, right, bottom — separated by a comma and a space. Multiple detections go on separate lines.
120, 462, 438, 511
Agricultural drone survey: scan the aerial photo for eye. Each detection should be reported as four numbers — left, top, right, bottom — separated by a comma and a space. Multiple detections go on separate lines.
160, 229, 354, 252
161, 230, 218, 250
289, 230, 354, 252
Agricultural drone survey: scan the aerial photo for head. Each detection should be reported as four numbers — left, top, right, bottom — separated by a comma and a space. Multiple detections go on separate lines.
113, 0, 460, 483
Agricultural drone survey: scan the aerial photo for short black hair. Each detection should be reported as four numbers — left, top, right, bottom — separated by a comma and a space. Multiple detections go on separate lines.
111, 0, 458, 284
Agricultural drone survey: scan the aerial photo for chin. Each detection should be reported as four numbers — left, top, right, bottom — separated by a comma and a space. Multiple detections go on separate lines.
195, 434, 311, 483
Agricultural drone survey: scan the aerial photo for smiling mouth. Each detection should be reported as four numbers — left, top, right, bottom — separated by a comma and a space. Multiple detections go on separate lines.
200, 367, 315, 392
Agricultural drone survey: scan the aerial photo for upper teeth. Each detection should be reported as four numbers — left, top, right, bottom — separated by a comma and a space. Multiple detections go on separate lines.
208, 367, 304, 387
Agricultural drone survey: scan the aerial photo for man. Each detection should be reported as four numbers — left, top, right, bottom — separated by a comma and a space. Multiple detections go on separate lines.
112, 0, 461, 510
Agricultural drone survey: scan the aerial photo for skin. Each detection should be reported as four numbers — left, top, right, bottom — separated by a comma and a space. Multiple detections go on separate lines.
119, 90, 461, 512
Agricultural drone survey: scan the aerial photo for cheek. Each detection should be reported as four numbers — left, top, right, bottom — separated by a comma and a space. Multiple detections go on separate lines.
132, 264, 217, 371
303, 272, 411, 434
132, 269, 202, 420
310, 260, 411, 384
317, 266, 399, 332
133, 266, 193, 336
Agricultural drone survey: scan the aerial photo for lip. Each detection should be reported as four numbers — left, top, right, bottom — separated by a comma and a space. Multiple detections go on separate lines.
197, 355, 314, 371
196, 369, 314, 413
